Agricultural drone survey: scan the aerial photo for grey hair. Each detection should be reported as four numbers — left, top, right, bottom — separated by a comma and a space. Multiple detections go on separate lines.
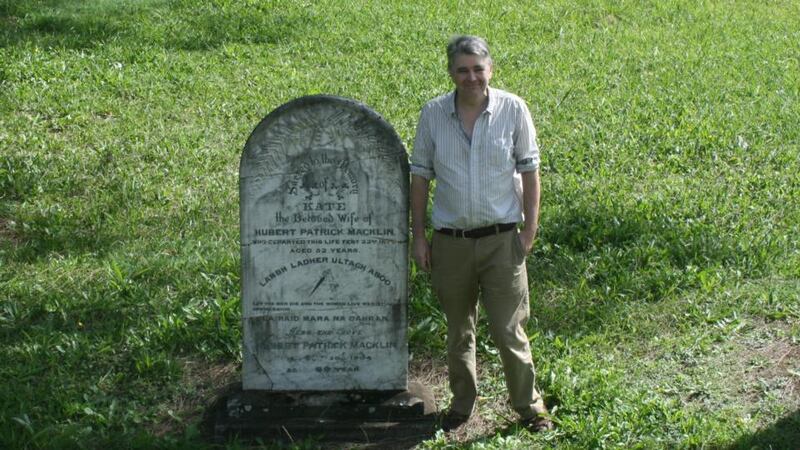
446, 35, 492, 70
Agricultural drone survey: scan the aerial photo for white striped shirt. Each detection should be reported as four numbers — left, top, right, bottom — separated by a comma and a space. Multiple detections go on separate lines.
411, 87, 540, 230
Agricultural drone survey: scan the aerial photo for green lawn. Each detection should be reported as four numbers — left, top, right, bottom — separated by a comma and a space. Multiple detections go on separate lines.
2, 0, 799, 448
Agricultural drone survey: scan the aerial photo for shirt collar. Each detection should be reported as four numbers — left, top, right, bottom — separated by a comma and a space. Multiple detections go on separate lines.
485, 87, 497, 114
448, 87, 496, 118
446, 91, 457, 118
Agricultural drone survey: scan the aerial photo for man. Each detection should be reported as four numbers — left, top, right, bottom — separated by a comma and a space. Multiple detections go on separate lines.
410, 35, 552, 432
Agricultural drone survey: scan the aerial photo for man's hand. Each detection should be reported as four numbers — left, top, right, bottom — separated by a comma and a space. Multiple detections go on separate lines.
518, 226, 536, 254
413, 235, 432, 272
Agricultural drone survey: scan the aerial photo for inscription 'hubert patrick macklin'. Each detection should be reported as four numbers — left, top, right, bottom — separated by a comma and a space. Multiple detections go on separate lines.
240, 95, 409, 391
253, 227, 396, 236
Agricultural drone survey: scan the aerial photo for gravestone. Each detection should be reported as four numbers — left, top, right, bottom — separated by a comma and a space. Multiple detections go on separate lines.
240, 95, 409, 390
211, 95, 435, 444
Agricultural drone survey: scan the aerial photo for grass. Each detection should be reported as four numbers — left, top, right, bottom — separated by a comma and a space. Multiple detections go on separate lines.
2, 0, 799, 448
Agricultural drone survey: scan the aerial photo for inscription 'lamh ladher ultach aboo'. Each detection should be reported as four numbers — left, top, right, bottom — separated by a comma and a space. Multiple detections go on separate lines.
240, 96, 409, 391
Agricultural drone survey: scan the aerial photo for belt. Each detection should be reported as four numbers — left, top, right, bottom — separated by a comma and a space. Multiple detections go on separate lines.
436, 223, 516, 239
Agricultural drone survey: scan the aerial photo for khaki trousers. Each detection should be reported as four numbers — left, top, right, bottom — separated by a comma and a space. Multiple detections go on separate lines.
431, 229, 546, 419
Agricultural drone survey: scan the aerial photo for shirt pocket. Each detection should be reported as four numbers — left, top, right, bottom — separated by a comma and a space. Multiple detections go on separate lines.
488, 136, 514, 170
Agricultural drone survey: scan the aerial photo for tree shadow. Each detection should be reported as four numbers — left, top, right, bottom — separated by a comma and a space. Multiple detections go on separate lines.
2, 210, 116, 264
726, 409, 800, 449
0, 164, 132, 263
0, 0, 312, 50
408, 186, 756, 395
455, 410, 800, 449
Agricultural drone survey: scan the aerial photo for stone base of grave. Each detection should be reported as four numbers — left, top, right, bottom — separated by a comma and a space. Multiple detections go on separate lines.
208, 381, 438, 445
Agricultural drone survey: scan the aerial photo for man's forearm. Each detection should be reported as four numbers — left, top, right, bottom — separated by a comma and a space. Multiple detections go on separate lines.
410, 175, 430, 235
521, 169, 540, 237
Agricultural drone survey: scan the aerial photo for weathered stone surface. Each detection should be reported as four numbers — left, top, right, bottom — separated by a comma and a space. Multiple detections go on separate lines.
239, 95, 409, 391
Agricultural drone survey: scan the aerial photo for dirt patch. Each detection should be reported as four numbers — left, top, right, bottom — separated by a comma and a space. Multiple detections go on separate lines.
1, 15, 19, 26
632, 314, 800, 429
408, 355, 449, 408
595, 13, 622, 29
409, 355, 525, 444
149, 359, 238, 438
739, 323, 800, 407
152, 355, 527, 446
681, 319, 799, 413
0, 217, 20, 246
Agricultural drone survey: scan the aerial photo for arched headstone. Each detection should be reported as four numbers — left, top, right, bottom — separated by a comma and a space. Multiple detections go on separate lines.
239, 95, 409, 391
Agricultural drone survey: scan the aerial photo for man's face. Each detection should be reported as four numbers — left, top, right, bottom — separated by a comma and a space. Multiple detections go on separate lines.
449, 53, 493, 96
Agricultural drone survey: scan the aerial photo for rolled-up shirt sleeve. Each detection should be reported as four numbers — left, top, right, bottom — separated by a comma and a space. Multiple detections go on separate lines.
410, 106, 436, 180
513, 100, 540, 173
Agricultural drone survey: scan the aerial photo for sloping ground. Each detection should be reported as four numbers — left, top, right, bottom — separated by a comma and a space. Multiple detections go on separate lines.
633, 319, 799, 419
2, 0, 799, 448
150, 314, 798, 448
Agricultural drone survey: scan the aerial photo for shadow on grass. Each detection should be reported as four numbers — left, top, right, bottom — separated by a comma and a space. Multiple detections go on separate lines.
0, 0, 311, 50
0, 196, 121, 263
409, 186, 760, 369
454, 411, 800, 449
726, 409, 800, 449
524, 194, 752, 336
6, 227, 111, 263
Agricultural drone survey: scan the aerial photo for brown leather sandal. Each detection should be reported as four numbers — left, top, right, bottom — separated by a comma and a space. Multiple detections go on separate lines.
521, 414, 554, 432
440, 410, 471, 431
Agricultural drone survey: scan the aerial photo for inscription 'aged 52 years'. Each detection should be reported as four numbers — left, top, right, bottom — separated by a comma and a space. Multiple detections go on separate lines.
240, 96, 409, 391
